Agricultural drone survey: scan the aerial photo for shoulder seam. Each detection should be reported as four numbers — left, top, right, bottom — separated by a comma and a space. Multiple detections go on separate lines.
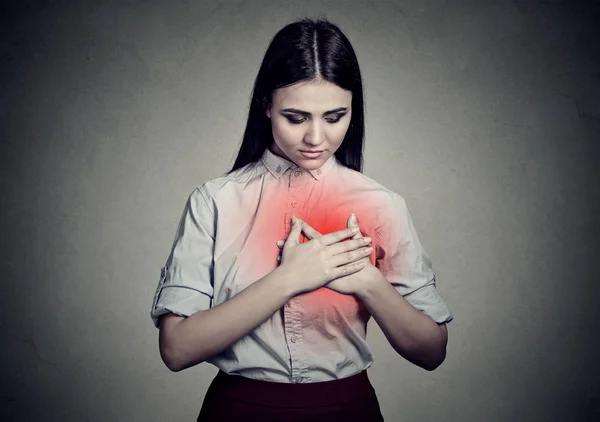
194, 185, 216, 222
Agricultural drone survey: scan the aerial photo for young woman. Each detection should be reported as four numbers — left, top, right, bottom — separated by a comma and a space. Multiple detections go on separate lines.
151, 18, 453, 421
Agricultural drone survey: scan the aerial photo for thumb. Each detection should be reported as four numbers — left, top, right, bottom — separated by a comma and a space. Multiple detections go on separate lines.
347, 213, 362, 240
287, 216, 303, 246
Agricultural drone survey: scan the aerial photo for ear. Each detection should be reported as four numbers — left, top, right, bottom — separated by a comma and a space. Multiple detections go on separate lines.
262, 97, 271, 118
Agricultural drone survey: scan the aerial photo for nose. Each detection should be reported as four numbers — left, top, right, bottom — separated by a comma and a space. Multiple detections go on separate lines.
303, 121, 325, 147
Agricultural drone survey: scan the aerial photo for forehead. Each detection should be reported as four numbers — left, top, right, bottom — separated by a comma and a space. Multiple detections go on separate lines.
272, 80, 352, 111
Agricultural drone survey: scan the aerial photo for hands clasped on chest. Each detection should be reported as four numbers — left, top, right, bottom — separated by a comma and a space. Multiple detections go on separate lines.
275, 213, 382, 297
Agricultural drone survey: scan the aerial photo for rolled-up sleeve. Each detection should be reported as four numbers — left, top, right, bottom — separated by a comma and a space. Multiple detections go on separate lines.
375, 194, 453, 324
150, 186, 216, 328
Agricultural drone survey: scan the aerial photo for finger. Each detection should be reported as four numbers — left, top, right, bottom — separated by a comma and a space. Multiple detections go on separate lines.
347, 213, 363, 240
330, 247, 373, 267
333, 262, 365, 278
301, 221, 323, 240
329, 236, 372, 255
286, 216, 303, 246
320, 226, 360, 246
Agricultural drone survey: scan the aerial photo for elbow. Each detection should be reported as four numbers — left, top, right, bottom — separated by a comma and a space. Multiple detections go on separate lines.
395, 344, 446, 371
422, 352, 446, 371
159, 323, 185, 371
160, 342, 207, 372
158, 314, 204, 372
165, 358, 184, 373
422, 322, 448, 371
161, 346, 206, 372
160, 345, 186, 372
165, 361, 183, 372
421, 340, 447, 371
410, 332, 447, 371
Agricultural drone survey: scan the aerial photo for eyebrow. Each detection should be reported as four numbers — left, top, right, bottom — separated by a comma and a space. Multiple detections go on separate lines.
280, 107, 348, 116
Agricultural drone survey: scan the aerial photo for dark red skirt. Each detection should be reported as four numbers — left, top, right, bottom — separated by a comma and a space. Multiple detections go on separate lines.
197, 370, 384, 422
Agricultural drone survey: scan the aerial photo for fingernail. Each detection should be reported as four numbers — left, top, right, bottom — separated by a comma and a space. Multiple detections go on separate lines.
276, 240, 285, 247
351, 213, 357, 222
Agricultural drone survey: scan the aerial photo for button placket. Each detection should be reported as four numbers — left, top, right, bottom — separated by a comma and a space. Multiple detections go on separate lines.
281, 172, 314, 384
289, 310, 305, 382
285, 169, 306, 230
283, 302, 303, 382
289, 168, 308, 188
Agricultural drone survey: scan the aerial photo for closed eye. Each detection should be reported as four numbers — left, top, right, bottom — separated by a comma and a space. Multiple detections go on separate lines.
282, 111, 347, 124
286, 116, 306, 124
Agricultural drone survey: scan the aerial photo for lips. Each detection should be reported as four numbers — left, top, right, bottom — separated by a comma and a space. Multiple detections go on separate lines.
299, 150, 324, 159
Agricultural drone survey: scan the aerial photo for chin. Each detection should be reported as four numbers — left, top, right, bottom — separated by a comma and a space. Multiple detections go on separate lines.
296, 158, 327, 170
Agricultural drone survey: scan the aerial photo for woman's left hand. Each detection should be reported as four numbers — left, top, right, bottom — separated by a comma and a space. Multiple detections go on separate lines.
278, 214, 382, 295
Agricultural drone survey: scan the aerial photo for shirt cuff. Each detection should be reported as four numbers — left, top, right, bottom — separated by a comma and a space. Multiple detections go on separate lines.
403, 284, 454, 324
150, 266, 212, 328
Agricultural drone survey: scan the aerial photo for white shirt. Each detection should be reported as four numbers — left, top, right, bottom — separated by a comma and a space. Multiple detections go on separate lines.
151, 148, 453, 383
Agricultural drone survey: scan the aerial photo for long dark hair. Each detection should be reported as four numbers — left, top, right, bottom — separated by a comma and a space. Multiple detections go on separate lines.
228, 18, 365, 174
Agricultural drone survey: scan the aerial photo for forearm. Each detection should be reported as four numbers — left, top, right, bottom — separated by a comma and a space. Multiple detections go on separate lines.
357, 273, 447, 371
160, 266, 295, 371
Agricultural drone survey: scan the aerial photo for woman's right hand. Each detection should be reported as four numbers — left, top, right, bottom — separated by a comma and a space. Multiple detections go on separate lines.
277, 216, 373, 295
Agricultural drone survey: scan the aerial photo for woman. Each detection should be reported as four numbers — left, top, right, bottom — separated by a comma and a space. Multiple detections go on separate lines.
151, 18, 453, 421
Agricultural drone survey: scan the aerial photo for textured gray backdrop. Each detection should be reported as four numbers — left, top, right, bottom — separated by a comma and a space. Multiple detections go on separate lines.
1, 1, 599, 421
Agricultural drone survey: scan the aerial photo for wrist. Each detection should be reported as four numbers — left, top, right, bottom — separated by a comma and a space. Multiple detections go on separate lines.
355, 268, 388, 299
270, 265, 301, 300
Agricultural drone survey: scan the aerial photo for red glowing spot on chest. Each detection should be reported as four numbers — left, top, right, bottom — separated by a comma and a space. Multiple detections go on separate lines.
236, 181, 383, 320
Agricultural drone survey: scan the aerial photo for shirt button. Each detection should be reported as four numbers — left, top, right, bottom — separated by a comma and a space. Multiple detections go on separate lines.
294, 170, 302, 177
290, 336, 297, 343
276, 165, 282, 172
291, 202, 298, 208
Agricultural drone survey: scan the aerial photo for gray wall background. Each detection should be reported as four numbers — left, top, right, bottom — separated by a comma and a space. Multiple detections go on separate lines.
1, 1, 599, 421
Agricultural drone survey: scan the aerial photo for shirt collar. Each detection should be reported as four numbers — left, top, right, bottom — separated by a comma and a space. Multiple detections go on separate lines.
260, 148, 336, 181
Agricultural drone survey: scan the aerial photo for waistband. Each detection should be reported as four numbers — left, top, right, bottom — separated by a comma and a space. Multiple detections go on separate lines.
208, 370, 376, 408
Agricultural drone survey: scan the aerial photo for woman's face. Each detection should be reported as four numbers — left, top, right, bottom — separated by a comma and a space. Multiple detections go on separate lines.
266, 79, 352, 171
